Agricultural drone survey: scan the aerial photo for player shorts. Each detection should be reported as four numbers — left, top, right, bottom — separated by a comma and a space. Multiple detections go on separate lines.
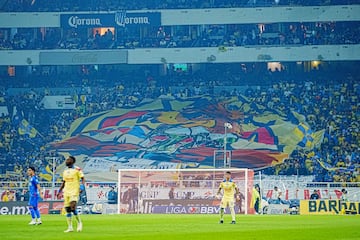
28, 195, 39, 208
63, 195, 79, 207
220, 197, 235, 208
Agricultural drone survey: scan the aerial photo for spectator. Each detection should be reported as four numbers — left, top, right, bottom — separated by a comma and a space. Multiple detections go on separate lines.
310, 190, 320, 200
129, 184, 139, 213
341, 189, 348, 202
107, 186, 118, 204
2, 190, 11, 202
169, 187, 175, 199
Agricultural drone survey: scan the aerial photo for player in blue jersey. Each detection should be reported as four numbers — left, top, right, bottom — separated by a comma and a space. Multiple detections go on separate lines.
27, 166, 43, 225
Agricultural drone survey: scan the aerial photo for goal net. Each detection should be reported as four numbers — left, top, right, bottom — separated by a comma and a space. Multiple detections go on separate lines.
117, 168, 254, 214
213, 150, 232, 168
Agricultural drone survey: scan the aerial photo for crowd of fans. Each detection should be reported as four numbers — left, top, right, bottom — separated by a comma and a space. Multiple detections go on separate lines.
0, 88, 65, 182
0, 63, 359, 183
1, 21, 359, 51
1, 0, 358, 12
253, 70, 360, 183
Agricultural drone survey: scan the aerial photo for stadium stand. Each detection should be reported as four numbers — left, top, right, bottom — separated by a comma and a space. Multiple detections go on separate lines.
0, 0, 358, 188
1, 21, 359, 50
0, 66, 359, 182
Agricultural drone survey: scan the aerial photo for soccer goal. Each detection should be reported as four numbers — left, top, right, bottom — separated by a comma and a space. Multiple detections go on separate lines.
117, 168, 254, 215
213, 150, 232, 168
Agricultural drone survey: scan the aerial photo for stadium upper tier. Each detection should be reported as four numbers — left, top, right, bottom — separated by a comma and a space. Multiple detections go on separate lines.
0, 4, 360, 65
0, 4, 359, 65
1, 5, 359, 29
0, 0, 359, 12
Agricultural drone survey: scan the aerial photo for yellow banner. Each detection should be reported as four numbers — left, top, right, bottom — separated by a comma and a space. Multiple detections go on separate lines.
300, 200, 360, 215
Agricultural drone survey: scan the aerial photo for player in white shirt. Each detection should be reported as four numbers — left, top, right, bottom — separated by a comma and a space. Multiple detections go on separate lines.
273, 186, 282, 204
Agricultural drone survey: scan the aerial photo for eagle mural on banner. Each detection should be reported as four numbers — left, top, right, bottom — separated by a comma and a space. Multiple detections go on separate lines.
51, 96, 324, 181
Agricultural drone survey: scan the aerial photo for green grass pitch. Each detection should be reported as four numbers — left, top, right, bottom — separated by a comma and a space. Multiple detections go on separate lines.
0, 214, 359, 240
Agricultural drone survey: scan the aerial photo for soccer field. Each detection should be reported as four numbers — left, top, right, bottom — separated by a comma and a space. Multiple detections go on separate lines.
0, 214, 358, 240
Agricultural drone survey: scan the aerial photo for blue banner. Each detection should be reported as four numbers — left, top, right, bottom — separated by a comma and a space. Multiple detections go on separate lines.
60, 12, 161, 29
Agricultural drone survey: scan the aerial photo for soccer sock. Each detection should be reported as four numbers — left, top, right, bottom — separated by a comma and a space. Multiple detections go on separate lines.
66, 213, 73, 228
230, 207, 236, 221
73, 209, 81, 223
34, 207, 41, 219
29, 208, 36, 219
220, 208, 224, 220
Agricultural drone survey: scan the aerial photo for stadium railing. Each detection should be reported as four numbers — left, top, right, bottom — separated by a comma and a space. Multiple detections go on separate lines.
0, 181, 359, 202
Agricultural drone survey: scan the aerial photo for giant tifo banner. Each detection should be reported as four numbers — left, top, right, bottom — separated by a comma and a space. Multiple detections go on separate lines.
300, 200, 360, 215
60, 11, 161, 29
51, 96, 324, 181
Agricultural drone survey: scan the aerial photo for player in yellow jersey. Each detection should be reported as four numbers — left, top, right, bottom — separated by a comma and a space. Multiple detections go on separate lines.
57, 156, 85, 233
216, 171, 239, 224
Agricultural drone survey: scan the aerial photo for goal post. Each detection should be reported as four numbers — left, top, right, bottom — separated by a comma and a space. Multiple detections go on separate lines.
117, 168, 254, 215
213, 150, 232, 168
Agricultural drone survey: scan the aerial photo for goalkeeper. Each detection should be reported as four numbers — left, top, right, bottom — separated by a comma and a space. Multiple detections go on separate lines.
216, 171, 239, 224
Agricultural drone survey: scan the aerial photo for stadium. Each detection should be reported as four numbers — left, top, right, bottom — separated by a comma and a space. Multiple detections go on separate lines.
0, 0, 359, 239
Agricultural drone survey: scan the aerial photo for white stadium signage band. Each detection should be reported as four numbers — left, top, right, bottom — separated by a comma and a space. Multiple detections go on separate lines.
60, 12, 161, 29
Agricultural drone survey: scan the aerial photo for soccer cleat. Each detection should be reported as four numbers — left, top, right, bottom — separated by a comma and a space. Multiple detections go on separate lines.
36, 220, 42, 225
219, 220, 224, 224
28, 219, 37, 225
231, 221, 236, 224
77, 222, 83, 232
64, 227, 74, 233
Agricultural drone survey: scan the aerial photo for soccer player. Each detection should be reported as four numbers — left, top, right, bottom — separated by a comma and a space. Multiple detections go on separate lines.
250, 184, 261, 214
273, 186, 282, 204
57, 156, 85, 233
216, 171, 239, 224
27, 166, 43, 225
340, 188, 348, 214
